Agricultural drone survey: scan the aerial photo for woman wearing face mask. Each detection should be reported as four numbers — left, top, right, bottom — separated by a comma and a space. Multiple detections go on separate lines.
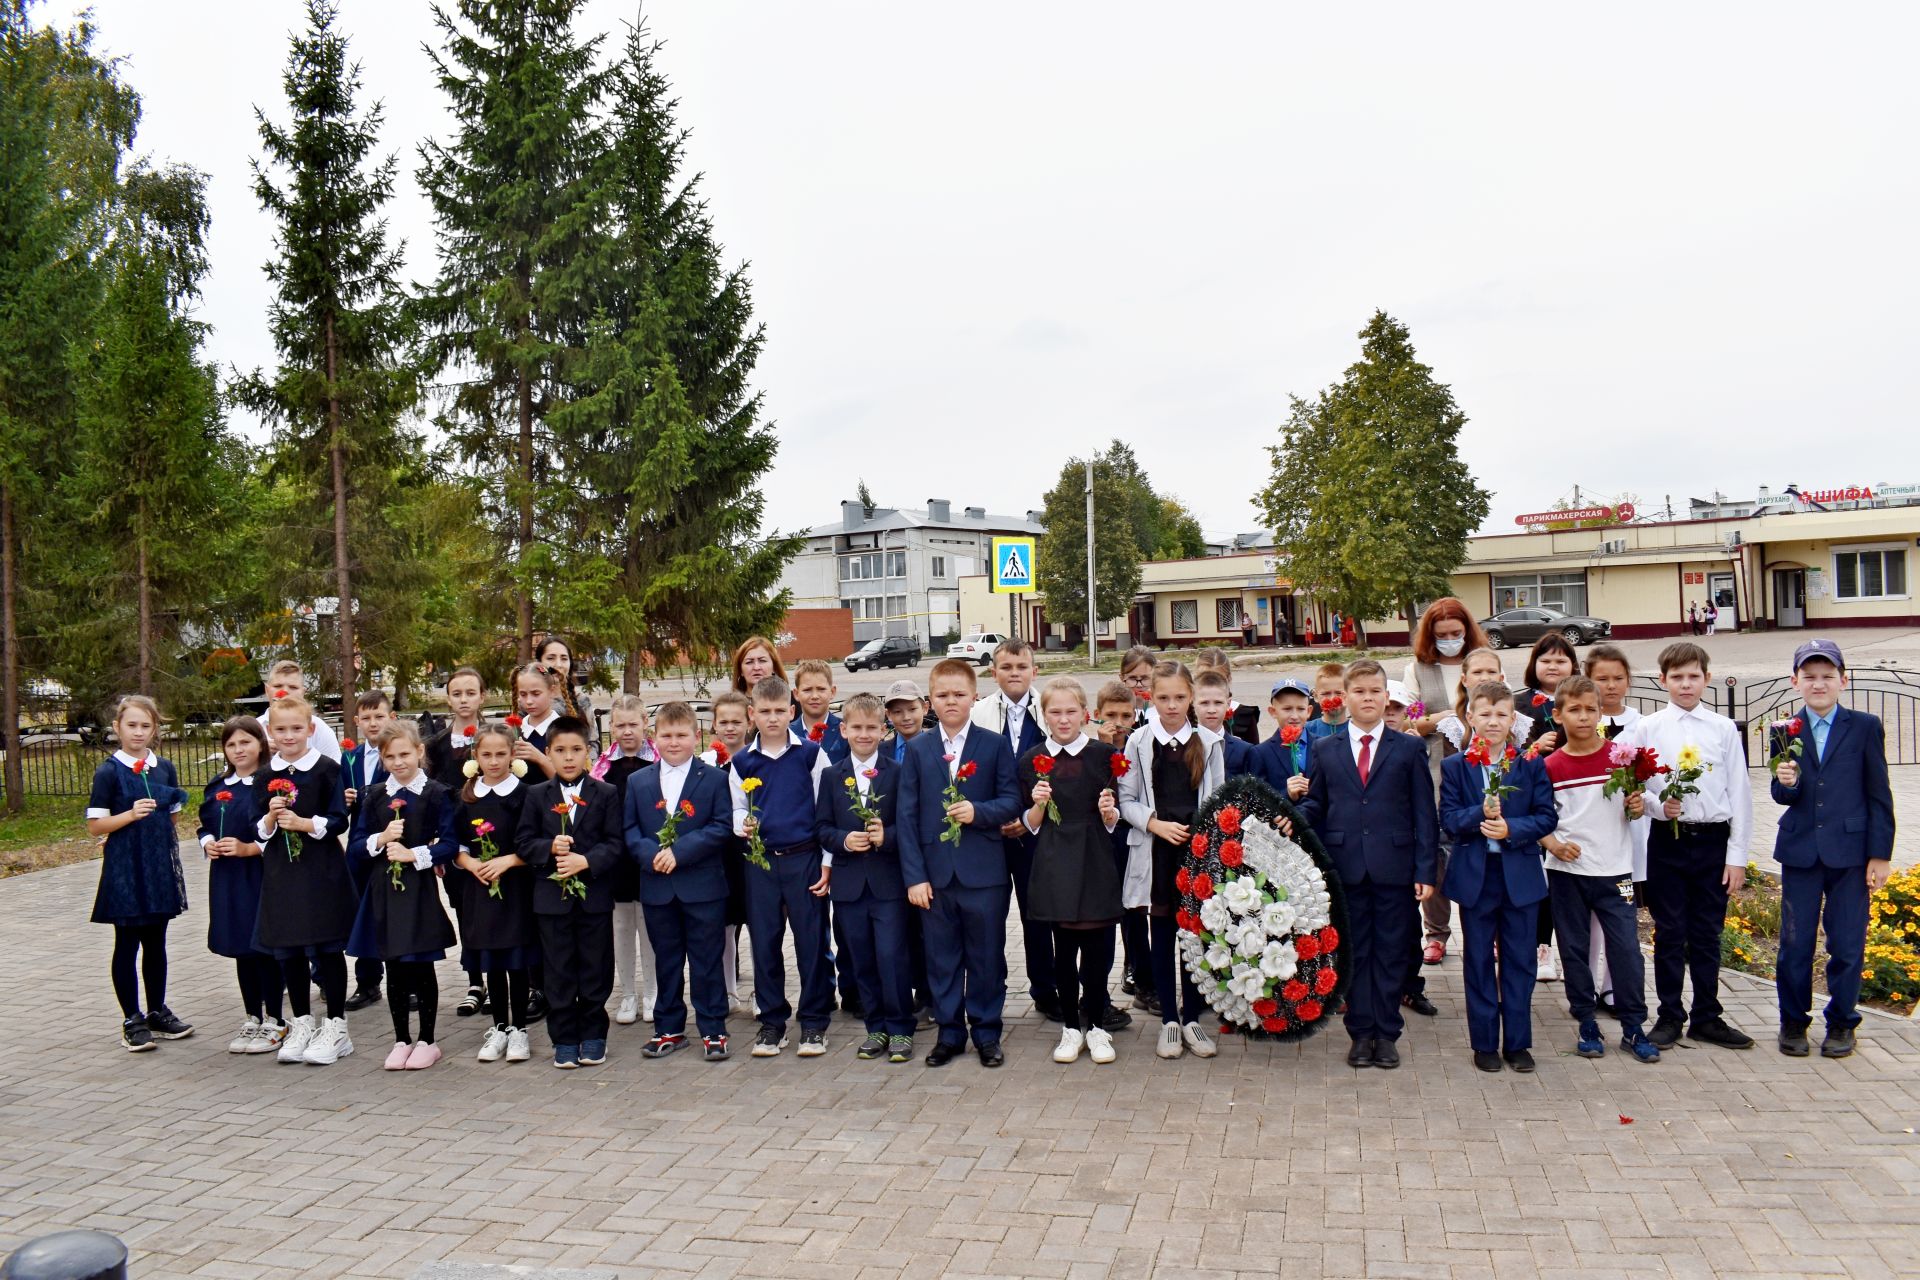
1402, 598, 1491, 968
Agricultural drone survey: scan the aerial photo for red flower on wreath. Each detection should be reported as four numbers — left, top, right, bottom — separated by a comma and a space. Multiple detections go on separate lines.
1219, 838, 1244, 868
1314, 967, 1338, 996
1295, 934, 1321, 961
1190, 833, 1208, 857
1318, 925, 1340, 951
1282, 979, 1310, 1003
1218, 806, 1242, 835
1295, 999, 1323, 1022
1252, 997, 1278, 1017
1192, 873, 1214, 900
1032, 755, 1055, 777
1175, 867, 1192, 895
1177, 908, 1202, 934
1262, 1015, 1288, 1033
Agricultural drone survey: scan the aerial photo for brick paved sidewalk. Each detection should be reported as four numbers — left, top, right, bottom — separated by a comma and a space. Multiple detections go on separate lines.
2, 850, 1918, 1279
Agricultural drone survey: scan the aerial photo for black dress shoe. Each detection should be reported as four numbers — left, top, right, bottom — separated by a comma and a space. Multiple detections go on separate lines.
1032, 995, 1064, 1023
1820, 1026, 1857, 1059
1595, 996, 1619, 1018
1778, 1023, 1811, 1057
526, 990, 549, 1023
1502, 1048, 1536, 1073
925, 1041, 964, 1067
1401, 992, 1438, 1018
1121, 967, 1137, 995
839, 993, 865, 1018
343, 985, 382, 1012
1373, 1040, 1401, 1069
1346, 1037, 1375, 1068
1099, 1005, 1133, 1032
1649, 1016, 1684, 1049
1687, 1017, 1754, 1050
976, 1041, 1005, 1068
1473, 1050, 1503, 1073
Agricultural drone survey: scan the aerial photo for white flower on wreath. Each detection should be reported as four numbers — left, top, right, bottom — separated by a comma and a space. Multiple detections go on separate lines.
1199, 896, 1231, 932
1205, 943, 1233, 971
1261, 900, 1297, 936
1260, 939, 1298, 980
1220, 876, 1264, 915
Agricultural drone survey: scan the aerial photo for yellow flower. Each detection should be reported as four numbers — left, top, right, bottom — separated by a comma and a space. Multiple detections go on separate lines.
1676, 745, 1703, 772
740, 777, 763, 794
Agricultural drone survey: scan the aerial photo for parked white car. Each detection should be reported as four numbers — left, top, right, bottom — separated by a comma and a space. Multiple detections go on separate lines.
946, 632, 1008, 665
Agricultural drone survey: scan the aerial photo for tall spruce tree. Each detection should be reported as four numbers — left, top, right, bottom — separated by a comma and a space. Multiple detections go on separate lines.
240, 0, 421, 708
0, 2, 137, 810
1258, 311, 1489, 630
550, 23, 799, 688
417, 0, 612, 662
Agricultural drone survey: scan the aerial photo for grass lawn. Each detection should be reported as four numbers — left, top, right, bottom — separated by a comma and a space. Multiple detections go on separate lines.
0, 793, 194, 879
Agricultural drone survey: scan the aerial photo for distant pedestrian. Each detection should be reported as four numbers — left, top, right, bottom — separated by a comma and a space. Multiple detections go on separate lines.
1687, 602, 1700, 635
1705, 603, 1719, 636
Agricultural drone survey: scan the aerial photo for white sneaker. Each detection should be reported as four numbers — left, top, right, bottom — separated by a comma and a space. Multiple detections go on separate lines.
1085, 1027, 1116, 1064
1156, 1023, 1184, 1059
303, 1016, 353, 1065
1182, 1021, 1218, 1058
642, 1000, 656, 1024
1053, 1028, 1085, 1063
228, 1016, 262, 1054
1537, 944, 1560, 982
477, 1026, 509, 1062
277, 1014, 315, 1064
506, 1027, 531, 1062
252, 1017, 288, 1054
615, 995, 639, 1025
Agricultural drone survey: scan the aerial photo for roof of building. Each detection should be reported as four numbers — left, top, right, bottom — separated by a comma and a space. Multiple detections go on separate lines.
808, 505, 1046, 539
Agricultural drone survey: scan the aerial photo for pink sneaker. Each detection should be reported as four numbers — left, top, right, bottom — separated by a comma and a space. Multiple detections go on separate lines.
383, 1041, 413, 1071
404, 1041, 443, 1070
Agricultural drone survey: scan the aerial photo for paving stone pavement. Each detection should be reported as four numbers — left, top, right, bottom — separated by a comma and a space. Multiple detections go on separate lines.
3, 849, 1919, 1279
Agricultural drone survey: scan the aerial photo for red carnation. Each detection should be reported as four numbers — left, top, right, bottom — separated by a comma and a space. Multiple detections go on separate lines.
1295, 999, 1323, 1022
131, 759, 147, 775
1320, 694, 1343, 713
1192, 873, 1214, 900
1532, 692, 1547, 707
463, 724, 477, 738
1108, 754, 1130, 779
1219, 838, 1244, 868
1177, 909, 1201, 934
1252, 997, 1278, 1017
1282, 979, 1309, 1003
339, 738, 356, 752
1788, 717, 1804, 734
1504, 744, 1518, 762
1032, 755, 1055, 777
1279, 723, 1302, 745
1261, 1016, 1288, 1033
214, 790, 233, 803
1190, 833, 1209, 857
1313, 967, 1338, 996
1295, 934, 1321, 960
711, 740, 731, 765
1318, 925, 1339, 951
809, 723, 826, 742
1175, 867, 1193, 895
956, 760, 977, 781
505, 714, 523, 728
271, 689, 287, 699
1218, 806, 1242, 835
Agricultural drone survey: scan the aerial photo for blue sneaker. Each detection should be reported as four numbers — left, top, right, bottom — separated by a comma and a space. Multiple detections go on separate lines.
1576, 1019, 1605, 1058
578, 1038, 607, 1065
553, 1042, 580, 1069
1621, 1028, 1661, 1063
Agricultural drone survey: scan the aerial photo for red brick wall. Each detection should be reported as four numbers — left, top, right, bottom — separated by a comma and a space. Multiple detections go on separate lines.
777, 608, 854, 662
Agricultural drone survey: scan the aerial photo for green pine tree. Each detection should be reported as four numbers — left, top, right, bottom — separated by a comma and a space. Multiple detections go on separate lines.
1034, 456, 1142, 628
549, 23, 800, 689
239, 0, 426, 708
417, 0, 613, 662
1154, 496, 1208, 560
1257, 311, 1490, 633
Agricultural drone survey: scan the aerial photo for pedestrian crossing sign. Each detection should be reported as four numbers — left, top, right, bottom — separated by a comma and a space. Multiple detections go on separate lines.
992, 537, 1035, 594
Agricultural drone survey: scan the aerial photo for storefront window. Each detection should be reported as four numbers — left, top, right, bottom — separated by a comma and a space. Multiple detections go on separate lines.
1834, 547, 1908, 600
1171, 600, 1199, 633
1215, 599, 1241, 631
1493, 572, 1588, 615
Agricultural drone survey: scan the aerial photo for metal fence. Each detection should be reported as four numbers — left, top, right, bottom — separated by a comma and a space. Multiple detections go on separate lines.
1621, 670, 1920, 767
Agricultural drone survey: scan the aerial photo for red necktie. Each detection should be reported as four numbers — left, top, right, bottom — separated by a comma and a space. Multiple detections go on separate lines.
1357, 733, 1373, 786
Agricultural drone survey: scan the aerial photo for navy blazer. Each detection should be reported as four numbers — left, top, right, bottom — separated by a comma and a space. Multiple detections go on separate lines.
815, 754, 904, 902
1770, 706, 1896, 869
518, 775, 621, 914
1247, 733, 1310, 796
897, 727, 1021, 891
1221, 733, 1257, 780
624, 758, 732, 905
339, 746, 389, 830
1438, 753, 1554, 909
974, 695, 1046, 867
1295, 724, 1439, 886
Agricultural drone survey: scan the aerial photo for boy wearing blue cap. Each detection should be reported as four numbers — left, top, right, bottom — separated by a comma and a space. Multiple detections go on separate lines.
1769, 639, 1895, 1059
1250, 679, 1316, 800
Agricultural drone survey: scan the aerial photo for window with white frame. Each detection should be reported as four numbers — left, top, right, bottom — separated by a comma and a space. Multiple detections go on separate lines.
886, 551, 906, 578
1171, 600, 1199, 633
931, 555, 946, 580
1216, 598, 1242, 631
1833, 545, 1908, 600
885, 595, 907, 617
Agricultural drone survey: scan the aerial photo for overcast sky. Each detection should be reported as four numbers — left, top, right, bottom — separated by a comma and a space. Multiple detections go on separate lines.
60, 1, 1920, 539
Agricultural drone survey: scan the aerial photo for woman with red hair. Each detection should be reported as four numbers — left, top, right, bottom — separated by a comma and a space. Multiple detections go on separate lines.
1402, 598, 1489, 968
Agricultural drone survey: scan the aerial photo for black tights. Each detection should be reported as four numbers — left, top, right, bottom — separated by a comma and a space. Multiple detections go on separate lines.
281, 952, 347, 1021
110, 923, 169, 1019
387, 961, 439, 1044
1050, 926, 1117, 1031
487, 966, 530, 1031
236, 955, 284, 1022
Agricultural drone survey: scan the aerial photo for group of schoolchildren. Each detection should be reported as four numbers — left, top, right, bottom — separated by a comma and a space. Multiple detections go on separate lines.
87, 616, 1894, 1073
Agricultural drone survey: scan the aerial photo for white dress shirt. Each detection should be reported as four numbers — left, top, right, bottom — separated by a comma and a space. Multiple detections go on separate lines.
1621, 701, 1752, 867
940, 724, 972, 776
659, 759, 690, 812
257, 748, 328, 840
306, 715, 342, 763
1347, 719, 1384, 768
848, 752, 879, 796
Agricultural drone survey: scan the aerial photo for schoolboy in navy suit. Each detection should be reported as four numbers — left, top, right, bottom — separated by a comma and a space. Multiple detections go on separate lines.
1440, 681, 1557, 1072
1770, 639, 1896, 1059
518, 718, 621, 1068
626, 701, 734, 1062
1248, 680, 1315, 803
1195, 669, 1256, 778
903, 658, 1022, 1067
792, 659, 850, 764
970, 639, 1057, 1022
1296, 659, 1437, 1069
730, 676, 834, 1058
816, 693, 913, 1062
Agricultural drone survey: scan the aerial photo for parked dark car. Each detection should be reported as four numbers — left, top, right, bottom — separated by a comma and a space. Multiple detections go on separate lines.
1481, 607, 1612, 649
845, 635, 921, 672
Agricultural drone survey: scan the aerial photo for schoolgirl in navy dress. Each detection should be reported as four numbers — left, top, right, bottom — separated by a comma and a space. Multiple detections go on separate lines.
253, 694, 354, 1066
85, 694, 193, 1052
195, 716, 286, 1054
453, 723, 538, 1064
426, 666, 488, 1016
345, 720, 459, 1071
